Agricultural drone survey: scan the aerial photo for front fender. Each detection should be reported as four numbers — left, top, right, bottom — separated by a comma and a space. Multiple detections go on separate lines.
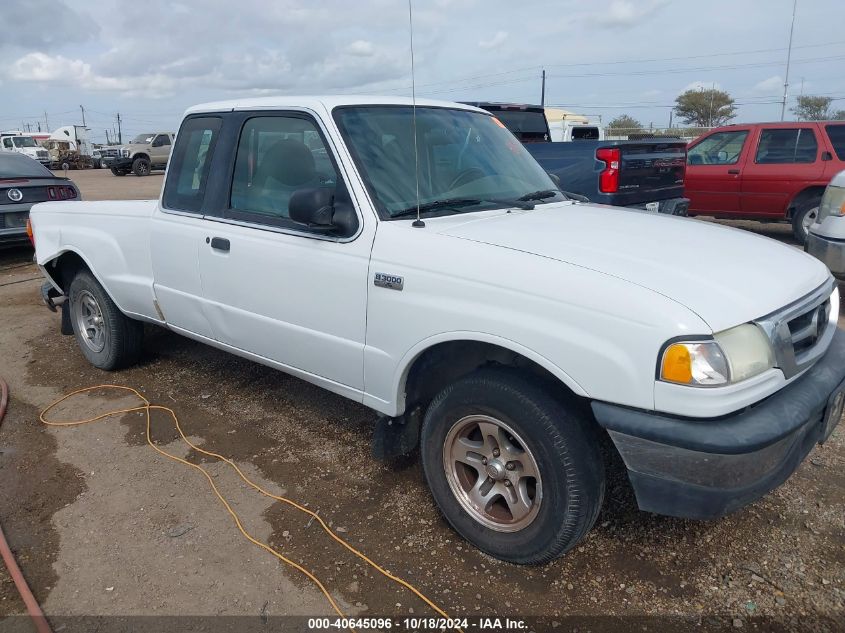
385, 331, 589, 415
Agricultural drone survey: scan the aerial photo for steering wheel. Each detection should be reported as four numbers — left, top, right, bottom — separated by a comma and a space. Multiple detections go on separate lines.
448, 167, 485, 190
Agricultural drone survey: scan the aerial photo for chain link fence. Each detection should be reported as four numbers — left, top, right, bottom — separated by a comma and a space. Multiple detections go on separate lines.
603, 126, 713, 142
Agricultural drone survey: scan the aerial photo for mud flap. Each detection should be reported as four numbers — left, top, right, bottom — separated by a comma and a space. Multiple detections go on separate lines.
372, 407, 422, 461
60, 302, 73, 335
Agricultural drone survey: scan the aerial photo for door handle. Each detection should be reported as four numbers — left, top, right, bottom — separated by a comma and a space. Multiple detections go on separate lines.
209, 237, 230, 252
727, 169, 740, 175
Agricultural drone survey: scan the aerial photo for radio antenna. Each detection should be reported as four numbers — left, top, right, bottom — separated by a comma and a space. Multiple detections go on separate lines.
408, 0, 424, 228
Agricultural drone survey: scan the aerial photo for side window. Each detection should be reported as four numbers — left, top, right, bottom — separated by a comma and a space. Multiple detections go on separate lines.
687, 131, 748, 165
825, 124, 845, 160
162, 116, 221, 213
2, 138, 12, 149
755, 128, 818, 164
153, 134, 171, 147
229, 115, 338, 229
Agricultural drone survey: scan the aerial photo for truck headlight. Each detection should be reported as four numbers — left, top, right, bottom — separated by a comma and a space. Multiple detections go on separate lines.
121, 149, 130, 158
817, 185, 845, 223
660, 324, 773, 387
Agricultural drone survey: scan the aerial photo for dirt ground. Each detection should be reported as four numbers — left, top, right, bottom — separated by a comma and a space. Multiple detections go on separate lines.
0, 169, 842, 632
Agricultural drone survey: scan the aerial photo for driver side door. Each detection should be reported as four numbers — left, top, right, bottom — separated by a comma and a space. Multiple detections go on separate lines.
685, 128, 750, 215
196, 110, 373, 397
150, 134, 171, 166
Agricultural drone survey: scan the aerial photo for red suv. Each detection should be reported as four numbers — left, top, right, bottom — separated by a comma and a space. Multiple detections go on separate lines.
685, 121, 845, 243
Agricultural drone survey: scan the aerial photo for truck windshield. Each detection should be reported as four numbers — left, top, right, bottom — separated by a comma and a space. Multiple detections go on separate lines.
12, 137, 38, 148
333, 106, 564, 219
131, 134, 155, 144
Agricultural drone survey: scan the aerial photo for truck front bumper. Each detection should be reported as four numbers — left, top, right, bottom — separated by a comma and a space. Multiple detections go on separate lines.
110, 157, 133, 170
592, 328, 845, 520
806, 231, 845, 280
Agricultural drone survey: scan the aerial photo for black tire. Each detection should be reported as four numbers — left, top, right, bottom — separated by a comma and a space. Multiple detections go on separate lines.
420, 367, 605, 564
60, 162, 70, 172
110, 167, 126, 177
132, 157, 151, 177
792, 196, 822, 244
68, 271, 143, 370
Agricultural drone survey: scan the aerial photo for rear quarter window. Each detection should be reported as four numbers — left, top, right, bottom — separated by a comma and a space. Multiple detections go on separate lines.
162, 116, 222, 213
825, 124, 845, 160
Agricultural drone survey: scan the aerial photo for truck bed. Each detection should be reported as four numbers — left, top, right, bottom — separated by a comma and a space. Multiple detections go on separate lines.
525, 139, 687, 208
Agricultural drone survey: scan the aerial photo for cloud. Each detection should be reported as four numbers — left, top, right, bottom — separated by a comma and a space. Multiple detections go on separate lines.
478, 31, 508, 50
346, 40, 376, 57
682, 80, 723, 93
1, 0, 96, 49
752, 75, 783, 94
7, 52, 176, 96
588, 0, 669, 28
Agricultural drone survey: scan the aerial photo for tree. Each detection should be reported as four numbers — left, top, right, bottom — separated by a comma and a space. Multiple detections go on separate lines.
674, 88, 736, 127
833, 110, 845, 121
791, 95, 833, 121
607, 114, 643, 133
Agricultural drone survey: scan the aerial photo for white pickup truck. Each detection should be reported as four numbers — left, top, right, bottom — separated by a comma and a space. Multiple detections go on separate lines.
30, 96, 845, 564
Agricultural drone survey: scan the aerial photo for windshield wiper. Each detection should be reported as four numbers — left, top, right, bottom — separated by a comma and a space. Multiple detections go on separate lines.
392, 195, 538, 219
517, 189, 560, 202
392, 198, 483, 218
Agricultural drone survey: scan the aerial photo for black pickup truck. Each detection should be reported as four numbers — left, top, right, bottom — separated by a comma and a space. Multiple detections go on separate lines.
467, 103, 689, 214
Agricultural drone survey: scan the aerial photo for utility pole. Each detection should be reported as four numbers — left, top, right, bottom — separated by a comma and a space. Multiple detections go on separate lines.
540, 68, 546, 107
708, 82, 716, 127
44, 111, 50, 132
80, 105, 86, 127
781, 0, 797, 120
668, 109, 673, 128
116, 112, 122, 144
105, 129, 111, 144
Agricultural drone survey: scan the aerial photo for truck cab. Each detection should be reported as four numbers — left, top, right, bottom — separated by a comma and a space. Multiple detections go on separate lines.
1, 132, 50, 165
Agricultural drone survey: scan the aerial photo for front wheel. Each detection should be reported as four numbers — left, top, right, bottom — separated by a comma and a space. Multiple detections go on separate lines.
132, 157, 151, 177
68, 271, 143, 370
420, 368, 605, 564
110, 167, 126, 177
792, 197, 822, 244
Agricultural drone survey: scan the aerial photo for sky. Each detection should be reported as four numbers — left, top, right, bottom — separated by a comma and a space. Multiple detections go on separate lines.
1, 0, 843, 144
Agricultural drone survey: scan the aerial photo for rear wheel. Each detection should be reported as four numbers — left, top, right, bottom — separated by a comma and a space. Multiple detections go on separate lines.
792, 196, 822, 244
68, 271, 143, 370
132, 157, 151, 177
420, 368, 605, 564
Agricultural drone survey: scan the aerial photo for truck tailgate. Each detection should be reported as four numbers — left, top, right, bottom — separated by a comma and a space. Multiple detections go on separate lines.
618, 141, 686, 197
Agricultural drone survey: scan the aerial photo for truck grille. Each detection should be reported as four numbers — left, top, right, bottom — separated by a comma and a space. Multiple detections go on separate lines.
756, 280, 837, 379
37, 150, 48, 160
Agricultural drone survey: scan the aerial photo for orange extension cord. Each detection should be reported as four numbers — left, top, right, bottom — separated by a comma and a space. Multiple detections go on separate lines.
39, 385, 462, 633
0, 377, 53, 633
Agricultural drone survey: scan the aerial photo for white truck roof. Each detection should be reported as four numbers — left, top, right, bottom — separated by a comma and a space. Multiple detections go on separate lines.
184, 95, 487, 116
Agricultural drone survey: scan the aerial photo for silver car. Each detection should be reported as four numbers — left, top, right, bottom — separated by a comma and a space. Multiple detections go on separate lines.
0, 152, 81, 245
806, 169, 845, 280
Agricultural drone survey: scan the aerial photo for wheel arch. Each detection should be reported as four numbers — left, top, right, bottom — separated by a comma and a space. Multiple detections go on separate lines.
392, 332, 588, 416
132, 153, 151, 162
787, 185, 826, 219
41, 248, 125, 313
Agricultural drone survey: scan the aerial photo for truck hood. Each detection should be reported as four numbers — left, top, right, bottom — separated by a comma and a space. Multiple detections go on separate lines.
433, 202, 831, 332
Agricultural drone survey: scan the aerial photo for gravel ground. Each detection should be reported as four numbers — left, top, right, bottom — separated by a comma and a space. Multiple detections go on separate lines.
0, 170, 842, 632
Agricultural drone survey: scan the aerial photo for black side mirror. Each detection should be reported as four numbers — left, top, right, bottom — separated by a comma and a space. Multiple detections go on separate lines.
289, 186, 359, 237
